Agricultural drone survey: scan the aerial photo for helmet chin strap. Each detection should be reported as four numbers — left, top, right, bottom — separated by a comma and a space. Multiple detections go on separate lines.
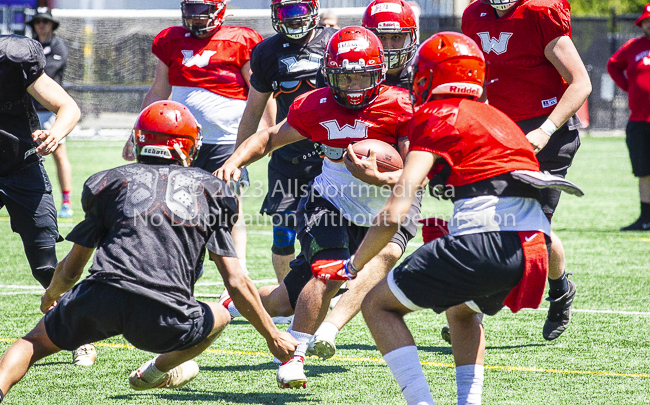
173, 144, 190, 167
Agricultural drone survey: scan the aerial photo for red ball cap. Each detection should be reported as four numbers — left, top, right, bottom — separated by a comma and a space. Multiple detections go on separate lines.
636, 3, 650, 26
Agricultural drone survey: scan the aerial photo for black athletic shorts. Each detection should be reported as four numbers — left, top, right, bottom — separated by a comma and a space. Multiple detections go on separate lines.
0, 162, 60, 247
44, 280, 215, 353
516, 115, 581, 218
283, 187, 420, 309
625, 121, 650, 178
260, 156, 322, 219
192, 143, 249, 191
388, 231, 552, 316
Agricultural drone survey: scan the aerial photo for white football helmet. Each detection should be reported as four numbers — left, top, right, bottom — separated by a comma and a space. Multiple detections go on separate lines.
482, 0, 519, 11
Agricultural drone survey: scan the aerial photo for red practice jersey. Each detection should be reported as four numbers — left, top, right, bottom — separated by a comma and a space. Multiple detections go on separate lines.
408, 98, 540, 187
287, 86, 412, 148
152, 26, 263, 101
607, 36, 650, 122
462, 0, 571, 121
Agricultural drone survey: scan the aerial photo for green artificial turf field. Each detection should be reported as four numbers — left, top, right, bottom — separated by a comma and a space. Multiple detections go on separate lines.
0, 136, 648, 404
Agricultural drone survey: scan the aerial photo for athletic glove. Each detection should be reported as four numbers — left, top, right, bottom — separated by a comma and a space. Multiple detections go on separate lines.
312, 258, 360, 283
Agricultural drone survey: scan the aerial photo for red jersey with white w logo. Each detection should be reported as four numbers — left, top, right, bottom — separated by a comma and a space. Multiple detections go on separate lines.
152, 26, 263, 100
462, 0, 571, 121
287, 86, 412, 147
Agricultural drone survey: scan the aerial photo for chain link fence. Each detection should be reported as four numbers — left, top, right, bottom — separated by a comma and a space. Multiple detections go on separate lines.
52, 10, 643, 131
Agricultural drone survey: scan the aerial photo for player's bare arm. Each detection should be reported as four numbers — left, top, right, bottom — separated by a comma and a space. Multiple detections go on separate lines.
215, 119, 305, 182
122, 61, 172, 161
209, 253, 298, 361
28, 73, 81, 156
235, 87, 274, 148
41, 244, 94, 313
527, 35, 592, 153
352, 150, 437, 272
239, 62, 277, 138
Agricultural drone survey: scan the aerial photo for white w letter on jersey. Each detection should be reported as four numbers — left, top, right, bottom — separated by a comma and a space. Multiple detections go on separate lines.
476, 32, 513, 55
182, 50, 217, 68
280, 54, 323, 73
320, 120, 372, 140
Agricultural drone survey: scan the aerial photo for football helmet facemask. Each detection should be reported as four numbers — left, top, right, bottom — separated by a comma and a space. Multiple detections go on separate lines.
362, 0, 417, 70
181, 0, 227, 37
133, 101, 202, 167
481, 0, 519, 11
271, 0, 320, 40
322, 26, 387, 110
409, 31, 485, 107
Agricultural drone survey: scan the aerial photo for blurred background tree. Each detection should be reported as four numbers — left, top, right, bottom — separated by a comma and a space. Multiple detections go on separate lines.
569, 0, 648, 16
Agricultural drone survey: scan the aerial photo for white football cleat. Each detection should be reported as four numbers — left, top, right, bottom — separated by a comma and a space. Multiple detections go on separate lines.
272, 315, 294, 325
276, 356, 307, 389
307, 337, 336, 360
129, 360, 199, 391
72, 343, 97, 366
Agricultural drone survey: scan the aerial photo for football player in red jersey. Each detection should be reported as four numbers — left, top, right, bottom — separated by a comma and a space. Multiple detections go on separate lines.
302, 0, 423, 363
607, 4, 650, 231
217, 27, 417, 388
461, 0, 592, 341
121, 0, 269, 272
236, 0, 337, 285
327, 32, 579, 405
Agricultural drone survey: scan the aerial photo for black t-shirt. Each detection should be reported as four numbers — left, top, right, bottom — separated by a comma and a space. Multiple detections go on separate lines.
32, 35, 68, 112
66, 163, 239, 318
0, 35, 44, 144
250, 27, 336, 173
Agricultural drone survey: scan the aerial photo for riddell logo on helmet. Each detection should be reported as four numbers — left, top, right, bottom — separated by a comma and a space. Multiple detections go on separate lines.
378, 21, 401, 29
450, 86, 480, 96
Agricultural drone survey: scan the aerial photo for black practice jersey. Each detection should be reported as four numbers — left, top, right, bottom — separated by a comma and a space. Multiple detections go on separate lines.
66, 163, 239, 318
250, 27, 337, 174
0, 35, 44, 163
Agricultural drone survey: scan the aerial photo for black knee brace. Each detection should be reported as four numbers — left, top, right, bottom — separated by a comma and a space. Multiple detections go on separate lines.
24, 245, 58, 288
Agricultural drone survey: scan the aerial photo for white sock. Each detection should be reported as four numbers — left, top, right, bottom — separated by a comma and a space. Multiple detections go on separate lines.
239, 258, 248, 275
140, 357, 166, 383
456, 364, 484, 405
290, 330, 313, 358
314, 321, 339, 343
383, 346, 435, 405
227, 301, 242, 318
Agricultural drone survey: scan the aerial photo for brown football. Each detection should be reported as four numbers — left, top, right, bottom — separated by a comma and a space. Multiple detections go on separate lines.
351, 139, 403, 173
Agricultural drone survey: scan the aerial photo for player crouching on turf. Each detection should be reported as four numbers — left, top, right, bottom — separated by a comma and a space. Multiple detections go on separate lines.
216, 27, 416, 388
312, 32, 583, 404
0, 101, 297, 403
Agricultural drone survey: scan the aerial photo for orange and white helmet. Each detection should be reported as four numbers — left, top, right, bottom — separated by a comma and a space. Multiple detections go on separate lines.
409, 31, 485, 107
133, 101, 202, 167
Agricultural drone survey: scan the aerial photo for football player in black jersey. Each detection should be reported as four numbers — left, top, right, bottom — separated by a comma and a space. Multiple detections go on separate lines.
0, 101, 297, 402
234, 0, 337, 283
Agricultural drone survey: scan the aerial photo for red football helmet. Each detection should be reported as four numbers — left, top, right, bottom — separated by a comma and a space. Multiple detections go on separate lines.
271, 0, 320, 40
133, 101, 202, 167
409, 31, 485, 107
322, 26, 387, 109
362, 0, 417, 70
481, 0, 519, 11
181, 0, 228, 37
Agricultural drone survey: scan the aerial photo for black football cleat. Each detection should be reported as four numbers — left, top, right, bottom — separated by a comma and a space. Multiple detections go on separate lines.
620, 217, 650, 232
543, 279, 577, 341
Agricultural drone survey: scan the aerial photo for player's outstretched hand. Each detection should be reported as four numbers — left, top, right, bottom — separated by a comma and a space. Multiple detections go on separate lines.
344, 144, 382, 185
122, 137, 136, 161
40, 290, 60, 314
32, 130, 59, 156
526, 128, 551, 154
267, 331, 298, 363
213, 160, 241, 184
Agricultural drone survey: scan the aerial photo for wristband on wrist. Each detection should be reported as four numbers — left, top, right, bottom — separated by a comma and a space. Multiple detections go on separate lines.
540, 119, 558, 137
346, 255, 361, 279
